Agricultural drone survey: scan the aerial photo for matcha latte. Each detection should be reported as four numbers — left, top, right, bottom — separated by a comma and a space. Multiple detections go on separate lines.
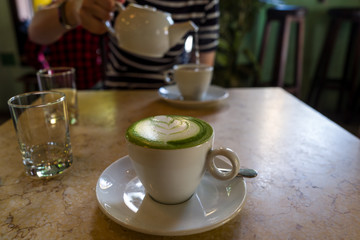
126, 115, 213, 149
126, 115, 239, 204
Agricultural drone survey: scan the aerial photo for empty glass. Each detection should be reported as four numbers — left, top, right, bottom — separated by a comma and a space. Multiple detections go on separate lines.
37, 67, 78, 125
8, 91, 73, 178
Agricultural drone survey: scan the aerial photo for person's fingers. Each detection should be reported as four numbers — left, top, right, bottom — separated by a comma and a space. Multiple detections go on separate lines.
92, 0, 115, 12
80, 0, 115, 34
80, 12, 107, 34
82, 0, 113, 21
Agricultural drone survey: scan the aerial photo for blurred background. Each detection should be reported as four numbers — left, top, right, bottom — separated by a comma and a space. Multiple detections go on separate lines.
0, 0, 359, 136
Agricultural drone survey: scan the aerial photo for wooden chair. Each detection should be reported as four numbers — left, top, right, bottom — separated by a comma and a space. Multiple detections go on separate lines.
307, 8, 360, 119
255, 5, 307, 97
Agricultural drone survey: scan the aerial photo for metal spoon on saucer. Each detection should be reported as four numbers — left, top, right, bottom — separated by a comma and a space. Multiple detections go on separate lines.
219, 168, 258, 178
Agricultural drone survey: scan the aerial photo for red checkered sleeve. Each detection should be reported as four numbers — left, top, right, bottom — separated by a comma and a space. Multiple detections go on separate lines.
24, 26, 103, 89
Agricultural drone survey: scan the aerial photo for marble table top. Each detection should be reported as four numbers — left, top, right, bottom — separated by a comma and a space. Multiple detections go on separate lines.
1, 88, 359, 239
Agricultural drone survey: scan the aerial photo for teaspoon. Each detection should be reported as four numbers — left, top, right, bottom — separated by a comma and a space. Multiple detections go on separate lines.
219, 168, 258, 178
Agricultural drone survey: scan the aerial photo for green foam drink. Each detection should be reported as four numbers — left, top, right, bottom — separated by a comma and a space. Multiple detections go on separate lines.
126, 115, 240, 204
126, 115, 213, 149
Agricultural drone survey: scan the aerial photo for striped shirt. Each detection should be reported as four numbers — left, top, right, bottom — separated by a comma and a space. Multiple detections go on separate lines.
105, 0, 219, 89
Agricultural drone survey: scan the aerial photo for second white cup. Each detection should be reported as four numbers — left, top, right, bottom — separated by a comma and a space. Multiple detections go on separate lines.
165, 64, 213, 101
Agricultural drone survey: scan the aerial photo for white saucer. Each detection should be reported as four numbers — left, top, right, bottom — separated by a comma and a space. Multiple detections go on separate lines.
158, 85, 229, 107
96, 156, 247, 236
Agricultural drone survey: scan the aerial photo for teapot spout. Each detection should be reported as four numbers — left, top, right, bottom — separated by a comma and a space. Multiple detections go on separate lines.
168, 21, 199, 48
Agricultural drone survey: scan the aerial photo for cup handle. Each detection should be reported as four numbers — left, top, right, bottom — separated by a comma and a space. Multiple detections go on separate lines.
164, 69, 175, 84
104, 2, 125, 36
206, 147, 240, 180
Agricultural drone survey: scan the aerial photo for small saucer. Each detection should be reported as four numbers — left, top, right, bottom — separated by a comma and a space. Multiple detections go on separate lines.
158, 85, 229, 108
96, 156, 247, 236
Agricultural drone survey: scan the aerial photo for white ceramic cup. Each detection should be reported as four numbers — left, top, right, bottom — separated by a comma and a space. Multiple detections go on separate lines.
126, 115, 240, 204
165, 64, 213, 101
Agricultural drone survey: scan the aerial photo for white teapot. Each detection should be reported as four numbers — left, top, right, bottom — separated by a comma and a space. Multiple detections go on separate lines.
105, 3, 198, 58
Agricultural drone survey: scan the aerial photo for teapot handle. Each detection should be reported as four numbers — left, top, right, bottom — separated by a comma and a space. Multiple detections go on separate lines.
104, 2, 125, 36
105, 21, 116, 36
115, 1, 125, 11
164, 69, 175, 84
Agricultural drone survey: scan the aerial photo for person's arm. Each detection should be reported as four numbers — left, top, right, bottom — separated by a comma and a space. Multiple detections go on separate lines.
191, 50, 216, 66
28, 0, 115, 45
199, 51, 216, 66
28, 0, 81, 45
195, 0, 219, 67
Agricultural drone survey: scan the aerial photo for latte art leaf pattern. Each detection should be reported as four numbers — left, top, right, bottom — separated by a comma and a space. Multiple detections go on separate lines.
152, 116, 189, 136
126, 115, 213, 149
137, 116, 199, 142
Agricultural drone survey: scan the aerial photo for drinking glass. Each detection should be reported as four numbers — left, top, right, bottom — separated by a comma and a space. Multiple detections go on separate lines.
8, 91, 73, 178
37, 67, 78, 125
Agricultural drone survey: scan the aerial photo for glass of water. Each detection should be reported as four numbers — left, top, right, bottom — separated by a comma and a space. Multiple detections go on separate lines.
8, 91, 73, 178
37, 67, 78, 125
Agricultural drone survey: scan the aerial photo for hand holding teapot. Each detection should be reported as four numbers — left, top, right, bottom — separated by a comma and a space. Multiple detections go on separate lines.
79, 0, 117, 34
